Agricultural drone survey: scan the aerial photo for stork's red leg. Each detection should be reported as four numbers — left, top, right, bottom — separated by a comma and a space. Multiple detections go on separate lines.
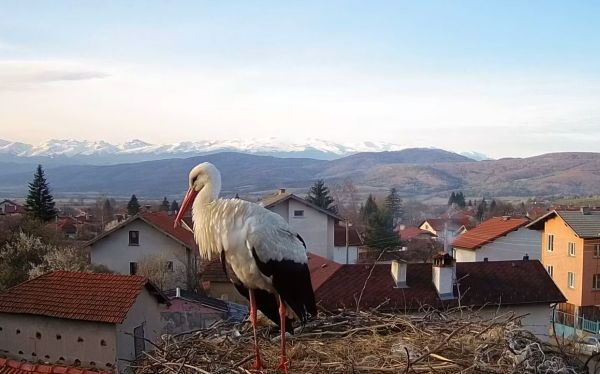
277, 295, 289, 373
248, 289, 263, 370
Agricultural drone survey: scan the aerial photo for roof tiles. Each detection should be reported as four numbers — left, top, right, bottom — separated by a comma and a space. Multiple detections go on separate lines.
0, 359, 107, 374
452, 216, 530, 250
0, 271, 159, 324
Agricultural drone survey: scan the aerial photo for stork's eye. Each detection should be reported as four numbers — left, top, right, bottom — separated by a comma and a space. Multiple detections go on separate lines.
192, 176, 198, 184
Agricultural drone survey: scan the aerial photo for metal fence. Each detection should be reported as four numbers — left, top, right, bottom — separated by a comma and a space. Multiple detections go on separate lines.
554, 310, 600, 334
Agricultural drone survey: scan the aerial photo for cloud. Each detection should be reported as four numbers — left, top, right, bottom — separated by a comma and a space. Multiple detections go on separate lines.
0, 60, 109, 88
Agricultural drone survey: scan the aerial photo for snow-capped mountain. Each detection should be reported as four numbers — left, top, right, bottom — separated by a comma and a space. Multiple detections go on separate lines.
0, 138, 407, 160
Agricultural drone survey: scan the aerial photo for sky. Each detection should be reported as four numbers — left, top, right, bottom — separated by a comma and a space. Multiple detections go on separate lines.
1, 1, 599, 158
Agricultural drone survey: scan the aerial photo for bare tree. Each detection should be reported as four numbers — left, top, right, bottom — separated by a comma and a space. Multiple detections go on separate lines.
137, 254, 186, 290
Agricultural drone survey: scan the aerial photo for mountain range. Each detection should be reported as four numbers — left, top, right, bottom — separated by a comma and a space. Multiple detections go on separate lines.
0, 148, 598, 200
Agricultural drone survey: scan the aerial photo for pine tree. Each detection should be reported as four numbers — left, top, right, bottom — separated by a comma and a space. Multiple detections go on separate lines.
448, 192, 456, 206
385, 187, 403, 223
25, 165, 57, 222
361, 194, 378, 224
160, 197, 170, 212
365, 208, 401, 250
468, 199, 473, 207
490, 199, 497, 212
102, 199, 114, 224
455, 192, 466, 208
306, 179, 337, 213
127, 194, 141, 216
170, 200, 179, 213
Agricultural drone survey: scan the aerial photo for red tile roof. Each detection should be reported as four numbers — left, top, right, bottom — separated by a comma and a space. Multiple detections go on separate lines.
398, 227, 436, 241
333, 224, 363, 246
0, 359, 108, 374
0, 271, 167, 324
452, 216, 530, 250
306, 253, 342, 290
315, 260, 565, 311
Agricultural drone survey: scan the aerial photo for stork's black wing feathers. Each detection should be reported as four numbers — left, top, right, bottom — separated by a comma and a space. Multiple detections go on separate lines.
220, 251, 294, 333
251, 246, 317, 324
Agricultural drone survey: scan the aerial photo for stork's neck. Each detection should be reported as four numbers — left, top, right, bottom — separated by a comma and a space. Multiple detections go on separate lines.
191, 180, 222, 260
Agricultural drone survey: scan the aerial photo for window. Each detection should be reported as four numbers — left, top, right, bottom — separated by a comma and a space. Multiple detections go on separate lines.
128, 231, 139, 246
568, 242, 576, 256
133, 325, 145, 359
593, 274, 600, 290
293, 210, 304, 217
595, 244, 600, 258
165, 261, 174, 272
568, 272, 575, 288
547, 234, 554, 251
129, 262, 138, 275
546, 265, 554, 278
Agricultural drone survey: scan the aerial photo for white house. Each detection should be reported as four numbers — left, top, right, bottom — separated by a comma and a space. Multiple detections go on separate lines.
452, 216, 540, 262
333, 222, 363, 264
259, 189, 342, 261
0, 271, 168, 373
84, 211, 198, 290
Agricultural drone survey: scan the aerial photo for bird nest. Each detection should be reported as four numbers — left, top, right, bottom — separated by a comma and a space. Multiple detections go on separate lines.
133, 307, 590, 373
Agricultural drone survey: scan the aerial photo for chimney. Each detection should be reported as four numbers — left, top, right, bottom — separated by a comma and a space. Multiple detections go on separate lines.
523, 253, 529, 260
279, 188, 286, 194
175, 287, 181, 298
581, 207, 591, 215
391, 260, 408, 288
502, 216, 511, 221
432, 253, 456, 300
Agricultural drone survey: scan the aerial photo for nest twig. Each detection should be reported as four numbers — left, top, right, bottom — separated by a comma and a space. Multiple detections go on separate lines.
132, 308, 588, 373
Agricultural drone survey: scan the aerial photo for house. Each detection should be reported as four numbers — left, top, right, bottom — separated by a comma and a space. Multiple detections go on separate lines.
0, 200, 25, 215
314, 254, 565, 340
527, 209, 600, 336
259, 189, 342, 261
0, 271, 169, 373
452, 216, 539, 262
84, 211, 199, 290
419, 217, 472, 251
201, 252, 341, 305
48, 217, 79, 240
161, 288, 246, 333
333, 223, 363, 264
397, 226, 437, 242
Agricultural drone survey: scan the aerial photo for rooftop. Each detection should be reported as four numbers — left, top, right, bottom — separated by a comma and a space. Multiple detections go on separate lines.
397, 226, 436, 241
163, 288, 228, 312
0, 271, 167, 324
420, 217, 472, 232
527, 209, 600, 238
452, 216, 530, 250
0, 359, 108, 374
315, 259, 565, 311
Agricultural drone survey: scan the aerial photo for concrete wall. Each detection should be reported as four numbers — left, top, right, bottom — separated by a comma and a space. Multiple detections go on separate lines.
477, 304, 553, 341
206, 282, 247, 305
89, 219, 188, 288
284, 200, 331, 259
333, 246, 358, 264
0, 313, 117, 371
116, 288, 165, 372
269, 203, 289, 223
455, 228, 541, 262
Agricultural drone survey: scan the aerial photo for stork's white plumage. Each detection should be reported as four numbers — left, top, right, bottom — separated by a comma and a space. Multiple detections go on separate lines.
174, 162, 316, 372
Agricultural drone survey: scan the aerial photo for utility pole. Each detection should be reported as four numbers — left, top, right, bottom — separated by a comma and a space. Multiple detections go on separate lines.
345, 220, 352, 264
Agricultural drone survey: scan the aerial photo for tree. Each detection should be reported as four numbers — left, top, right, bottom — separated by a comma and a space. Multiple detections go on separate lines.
448, 192, 456, 206
361, 194, 378, 224
160, 197, 170, 212
365, 208, 401, 250
25, 165, 57, 222
455, 192, 466, 208
476, 198, 487, 222
127, 194, 141, 215
102, 198, 114, 224
170, 200, 179, 213
29, 246, 109, 279
0, 233, 48, 290
468, 199, 473, 207
306, 179, 337, 213
385, 188, 403, 224
137, 254, 185, 290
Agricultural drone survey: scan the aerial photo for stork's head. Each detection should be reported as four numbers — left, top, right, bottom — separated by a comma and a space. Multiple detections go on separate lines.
174, 162, 221, 228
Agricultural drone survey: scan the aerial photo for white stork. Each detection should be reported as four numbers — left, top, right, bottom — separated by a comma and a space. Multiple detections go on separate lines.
174, 162, 317, 372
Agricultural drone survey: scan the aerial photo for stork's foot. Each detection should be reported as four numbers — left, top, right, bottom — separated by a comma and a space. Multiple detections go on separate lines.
251, 358, 264, 371
276, 358, 289, 373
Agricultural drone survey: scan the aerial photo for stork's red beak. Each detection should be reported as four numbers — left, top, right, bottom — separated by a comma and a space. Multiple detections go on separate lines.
174, 187, 198, 228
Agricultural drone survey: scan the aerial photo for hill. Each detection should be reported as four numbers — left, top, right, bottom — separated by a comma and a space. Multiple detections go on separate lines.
0, 149, 598, 199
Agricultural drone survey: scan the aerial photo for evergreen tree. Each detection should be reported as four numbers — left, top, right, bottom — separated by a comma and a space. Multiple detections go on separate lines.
448, 192, 456, 206
365, 208, 401, 250
385, 187, 404, 223
170, 200, 179, 213
127, 194, 141, 216
490, 199, 497, 212
25, 165, 57, 222
455, 192, 466, 208
475, 198, 487, 221
361, 194, 378, 224
306, 179, 337, 213
468, 199, 473, 207
160, 197, 170, 212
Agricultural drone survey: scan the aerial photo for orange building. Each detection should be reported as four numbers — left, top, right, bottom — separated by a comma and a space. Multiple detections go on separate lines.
528, 209, 600, 321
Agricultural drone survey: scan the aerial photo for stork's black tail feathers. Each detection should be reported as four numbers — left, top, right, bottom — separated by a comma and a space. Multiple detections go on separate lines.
233, 284, 295, 334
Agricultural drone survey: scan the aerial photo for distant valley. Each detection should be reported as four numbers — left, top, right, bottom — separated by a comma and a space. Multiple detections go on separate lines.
0, 148, 598, 201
